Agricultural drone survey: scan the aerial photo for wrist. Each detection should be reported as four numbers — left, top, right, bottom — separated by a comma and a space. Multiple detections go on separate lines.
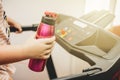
22, 44, 35, 59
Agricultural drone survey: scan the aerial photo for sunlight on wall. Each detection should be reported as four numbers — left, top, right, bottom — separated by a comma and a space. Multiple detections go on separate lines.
113, 0, 120, 25
85, 0, 118, 29
85, 0, 110, 13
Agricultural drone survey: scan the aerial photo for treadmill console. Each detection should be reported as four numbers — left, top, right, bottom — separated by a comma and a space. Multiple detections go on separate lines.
55, 11, 120, 62
55, 19, 96, 45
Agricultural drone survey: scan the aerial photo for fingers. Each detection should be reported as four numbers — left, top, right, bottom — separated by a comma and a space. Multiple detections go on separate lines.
46, 41, 55, 50
39, 49, 53, 59
43, 36, 56, 44
15, 27, 22, 33
37, 39, 55, 59
37, 36, 56, 45
44, 11, 57, 18
17, 27, 22, 32
15, 24, 22, 33
39, 53, 51, 59
26, 36, 56, 59
42, 36, 56, 50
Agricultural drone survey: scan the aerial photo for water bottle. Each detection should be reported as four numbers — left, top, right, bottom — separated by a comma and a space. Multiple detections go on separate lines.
28, 13, 56, 72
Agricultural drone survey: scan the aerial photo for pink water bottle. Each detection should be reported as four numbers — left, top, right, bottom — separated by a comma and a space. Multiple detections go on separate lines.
28, 13, 56, 72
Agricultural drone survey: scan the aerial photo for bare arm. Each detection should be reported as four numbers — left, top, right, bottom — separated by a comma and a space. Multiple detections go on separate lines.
0, 45, 28, 64
0, 36, 55, 65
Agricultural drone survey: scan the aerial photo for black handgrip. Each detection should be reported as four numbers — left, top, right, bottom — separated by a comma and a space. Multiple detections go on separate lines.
83, 67, 102, 72
10, 24, 38, 32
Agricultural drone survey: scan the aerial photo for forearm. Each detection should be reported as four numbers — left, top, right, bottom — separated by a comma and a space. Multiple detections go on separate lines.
6, 17, 16, 26
0, 36, 56, 65
0, 45, 29, 64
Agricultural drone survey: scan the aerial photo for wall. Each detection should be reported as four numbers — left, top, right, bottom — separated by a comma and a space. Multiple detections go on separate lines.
3, 0, 85, 25
113, 0, 120, 25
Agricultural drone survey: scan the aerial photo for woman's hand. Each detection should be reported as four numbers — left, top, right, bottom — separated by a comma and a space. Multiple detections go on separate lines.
23, 36, 56, 59
7, 17, 22, 33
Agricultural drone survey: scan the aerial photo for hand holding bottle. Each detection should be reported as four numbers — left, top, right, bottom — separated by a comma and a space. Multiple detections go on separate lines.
24, 36, 55, 59
28, 11, 57, 72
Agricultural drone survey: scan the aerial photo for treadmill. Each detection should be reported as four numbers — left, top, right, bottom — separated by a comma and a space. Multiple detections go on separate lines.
10, 10, 120, 80
51, 10, 120, 80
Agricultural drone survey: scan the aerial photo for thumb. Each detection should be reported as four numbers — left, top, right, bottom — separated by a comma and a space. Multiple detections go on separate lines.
40, 36, 56, 44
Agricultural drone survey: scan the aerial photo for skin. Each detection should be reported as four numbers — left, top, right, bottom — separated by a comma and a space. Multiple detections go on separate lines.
7, 17, 22, 33
0, 16, 56, 65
